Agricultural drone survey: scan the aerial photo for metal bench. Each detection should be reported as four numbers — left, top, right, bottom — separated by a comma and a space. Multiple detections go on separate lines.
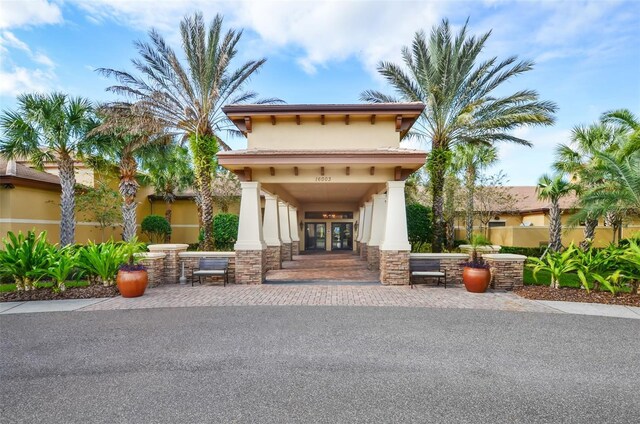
409, 258, 447, 289
191, 258, 229, 286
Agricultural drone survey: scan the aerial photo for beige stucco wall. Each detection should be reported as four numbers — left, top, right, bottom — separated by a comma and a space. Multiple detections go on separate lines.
248, 116, 399, 150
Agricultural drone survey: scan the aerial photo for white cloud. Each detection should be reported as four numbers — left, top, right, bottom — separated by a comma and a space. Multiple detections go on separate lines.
0, 31, 56, 96
0, 0, 62, 29
0, 66, 53, 96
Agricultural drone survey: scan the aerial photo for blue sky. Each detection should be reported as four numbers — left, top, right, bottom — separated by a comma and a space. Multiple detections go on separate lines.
1, 0, 639, 185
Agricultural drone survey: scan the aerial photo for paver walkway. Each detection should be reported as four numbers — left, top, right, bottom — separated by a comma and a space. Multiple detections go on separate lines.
79, 284, 555, 313
265, 252, 379, 283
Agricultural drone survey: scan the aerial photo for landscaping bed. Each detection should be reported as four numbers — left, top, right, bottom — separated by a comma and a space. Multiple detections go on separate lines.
0, 285, 120, 302
514, 285, 640, 307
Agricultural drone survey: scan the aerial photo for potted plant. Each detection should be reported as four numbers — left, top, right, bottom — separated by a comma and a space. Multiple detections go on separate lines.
462, 234, 493, 293
116, 238, 148, 298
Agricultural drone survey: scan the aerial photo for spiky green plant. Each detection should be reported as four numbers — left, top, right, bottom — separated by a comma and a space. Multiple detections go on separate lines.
0, 231, 53, 290
77, 240, 127, 286
46, 246, 81, 293
528, 244, 581, 289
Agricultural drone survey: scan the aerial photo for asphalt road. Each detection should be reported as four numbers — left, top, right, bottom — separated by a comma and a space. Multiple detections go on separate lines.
1, 306, 638, 423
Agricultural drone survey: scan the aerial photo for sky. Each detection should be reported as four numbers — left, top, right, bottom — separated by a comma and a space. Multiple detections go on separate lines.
0, 0, 639, 185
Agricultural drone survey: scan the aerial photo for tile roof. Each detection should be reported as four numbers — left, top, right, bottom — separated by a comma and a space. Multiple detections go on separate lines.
483, 186, 579, 213
0, 158, 61, 185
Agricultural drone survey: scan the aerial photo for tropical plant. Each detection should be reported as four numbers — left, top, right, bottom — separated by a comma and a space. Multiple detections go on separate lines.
602, 109, 640, 157
361, 19, 557, 252
452, 144, 498, 241
118, 237, 147, 270
0, 93, 96, 245
212, 213, 239, 251
77, 240, 127, 286
141, 215, 172, 244
46, 246, 81, 293
573, 246, 617, 294
619, 239, 640, 295
141, 144, 194, 240
0, 230, 53, 290
406, 203, 433, 252
464, 233, 492, 268
99, 12, 280, 249
536, 174, 579, 252
75, 181, 122, 242
528, 244, 581, 289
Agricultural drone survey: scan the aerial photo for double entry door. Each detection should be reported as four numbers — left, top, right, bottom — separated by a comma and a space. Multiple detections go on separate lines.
305, 222, 353, 251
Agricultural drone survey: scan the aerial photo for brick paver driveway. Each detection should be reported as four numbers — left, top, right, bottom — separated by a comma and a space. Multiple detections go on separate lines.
81, 284, 555, 313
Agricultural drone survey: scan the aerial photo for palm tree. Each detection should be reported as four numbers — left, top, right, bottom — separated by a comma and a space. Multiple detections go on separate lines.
141, 145, 194, 241
361, 19, 557, 252
536, 174, 579, 252
90, 105, 171, 241
98, 12, 280, 249
0, 93, 95, 245
451, 144, 497, 241
602, 109, 640, 157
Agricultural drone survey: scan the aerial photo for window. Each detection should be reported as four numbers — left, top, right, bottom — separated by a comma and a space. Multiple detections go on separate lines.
488, 221, 506, 228
304, 211, 353, 219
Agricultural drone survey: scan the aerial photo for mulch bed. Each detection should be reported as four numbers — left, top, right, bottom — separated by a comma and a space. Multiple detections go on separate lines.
0, 285, 120, 303
514, 285, 640, 307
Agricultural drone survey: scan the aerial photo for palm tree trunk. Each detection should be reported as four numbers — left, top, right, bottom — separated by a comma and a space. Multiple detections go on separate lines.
119, 155, 139, 241
189, 133, 216, 251
549, 202, 562, 252
196, 169, 214, 250
465, 166, 475, 241
164, 199, 172, 243
580, 217, 598, 250
429, 147, 449, 253
57, 155, 76, 246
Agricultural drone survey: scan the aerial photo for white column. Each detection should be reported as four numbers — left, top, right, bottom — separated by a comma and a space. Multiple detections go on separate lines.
356, 206, 365, 242
288, 206, 300, 243
262, 193, 281, 247
367, 194, 387, 247
234, 182, 266, 250
360, 201, 374, 245
380, 181, 410, 251
278, 201, 292, 244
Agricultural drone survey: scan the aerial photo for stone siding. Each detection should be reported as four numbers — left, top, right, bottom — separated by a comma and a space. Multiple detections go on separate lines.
291, 241, 300, 256
135, 252, 166, 287
483, 254, 527, 290
360, 243, 368, 261
178, 252, 236, 285
235, 249, 266, 284
380, 250, 410, 285
266, 245, 281, 271
281, 242, 292, 262
147, 244, 189, 284
367, 245, 380, 270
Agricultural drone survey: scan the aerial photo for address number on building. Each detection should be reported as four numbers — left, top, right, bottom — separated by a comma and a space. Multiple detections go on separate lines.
315, 176, 332, 182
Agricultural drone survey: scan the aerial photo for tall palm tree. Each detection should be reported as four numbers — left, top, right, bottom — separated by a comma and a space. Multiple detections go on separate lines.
361, 19, 557, 252
536, 174, 579, 252
451, 144, 497, 241
602, 109, 640, 157
554, 122, 622, 248
99, 12, 280, 249
0, 93, 95, 245
141, 145, 194, 241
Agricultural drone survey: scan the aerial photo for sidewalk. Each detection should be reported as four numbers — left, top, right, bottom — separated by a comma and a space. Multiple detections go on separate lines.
1, 285, 637, 319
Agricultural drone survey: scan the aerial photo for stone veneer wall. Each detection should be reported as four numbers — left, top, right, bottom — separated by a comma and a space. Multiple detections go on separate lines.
291, 241, 300, 257
360, 243, 368, 261
409, 253, 469, 285
147, 244, 189, 284
235, 249, 266, 284
380, 250, 410, 285
483, 254, 527, 290
135, 252, 166, 287
178, 252, 236, 285
367, 245, 380, 270
265, 245, 281, 271
281, 242, 292, 262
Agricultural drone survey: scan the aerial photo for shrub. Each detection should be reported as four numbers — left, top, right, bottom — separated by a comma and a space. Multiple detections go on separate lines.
500, 246, 547, 257
406, 203, 432, 252
141, 215, 172, 244
46, 246, 81, 293
527, 244, 581, 289
0, 231, 53, 291
213, 213, 239, 251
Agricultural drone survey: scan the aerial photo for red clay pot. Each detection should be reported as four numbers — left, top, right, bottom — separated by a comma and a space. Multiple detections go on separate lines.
462, 267, 491, 293
116, 270, 148, 298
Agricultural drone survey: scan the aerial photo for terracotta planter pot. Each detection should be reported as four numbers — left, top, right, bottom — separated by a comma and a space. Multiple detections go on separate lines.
462, 267, 491, 293
116, 269, 148, 298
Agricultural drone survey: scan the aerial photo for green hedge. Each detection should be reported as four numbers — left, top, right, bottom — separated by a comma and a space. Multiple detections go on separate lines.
141, 215, 171, 243
406, 203, 432, 252
213, 213, 239, 251
500, 246, 547, 257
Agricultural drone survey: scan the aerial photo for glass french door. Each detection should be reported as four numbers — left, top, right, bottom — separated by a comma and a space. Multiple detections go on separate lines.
305, 223, 326, 251
331, 223, 353, 251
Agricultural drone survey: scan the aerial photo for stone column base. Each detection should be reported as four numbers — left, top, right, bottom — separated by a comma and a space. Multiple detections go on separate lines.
147, 244, 189, 284
235, 249, 266, 284
265, 245, 281, 271
380, 250, 410, 285
281, 242, 292, 262
367, 245, 380, 270
355, 242, 360, 255
483, 255, 527, 290
360, 243, 368, 261
291, 241, 300, 257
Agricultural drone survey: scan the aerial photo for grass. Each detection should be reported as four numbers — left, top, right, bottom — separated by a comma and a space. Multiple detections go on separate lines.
0, 280, 90, 293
